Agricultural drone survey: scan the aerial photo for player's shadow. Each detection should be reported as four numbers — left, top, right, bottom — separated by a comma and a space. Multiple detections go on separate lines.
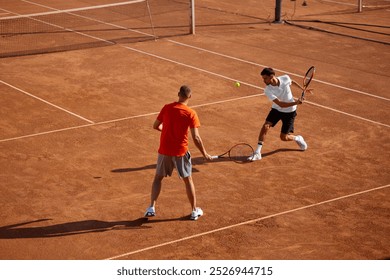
111, 163, 157, 173
111, 150, 301, 173
0, 217, 190, 239
111, 157, 211, 173
261, 148, 302, 158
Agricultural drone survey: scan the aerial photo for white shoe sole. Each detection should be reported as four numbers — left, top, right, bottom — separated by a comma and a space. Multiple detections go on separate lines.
249, 153, 262, 161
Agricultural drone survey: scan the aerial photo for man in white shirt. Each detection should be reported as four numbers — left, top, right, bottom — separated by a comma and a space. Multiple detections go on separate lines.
250, 67, 308, 161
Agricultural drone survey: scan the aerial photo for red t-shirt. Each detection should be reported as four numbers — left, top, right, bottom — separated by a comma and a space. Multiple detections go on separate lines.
157, 102, 200, 156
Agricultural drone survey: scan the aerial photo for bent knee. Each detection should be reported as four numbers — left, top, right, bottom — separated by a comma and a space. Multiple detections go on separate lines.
280, 134, 290, 141
263, 122, 272, 130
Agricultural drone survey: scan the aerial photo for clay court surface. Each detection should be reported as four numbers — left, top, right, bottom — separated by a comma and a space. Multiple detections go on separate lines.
0, 0, 389, 260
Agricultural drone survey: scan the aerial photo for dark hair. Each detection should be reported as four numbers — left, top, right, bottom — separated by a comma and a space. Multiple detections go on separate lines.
179, 85, 191, 98
260, 67, 275, 76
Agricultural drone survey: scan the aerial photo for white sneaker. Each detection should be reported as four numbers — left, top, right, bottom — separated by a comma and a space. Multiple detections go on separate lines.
248, 152, 262, 161
295, 135, 308, 151
190, 207, 203, 220
144, 206, 155, 217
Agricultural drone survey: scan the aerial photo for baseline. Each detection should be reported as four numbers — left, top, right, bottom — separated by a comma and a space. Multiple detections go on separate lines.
105, 183, 390, 260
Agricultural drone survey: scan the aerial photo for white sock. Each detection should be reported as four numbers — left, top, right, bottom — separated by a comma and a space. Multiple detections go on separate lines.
255, 142, 262, 154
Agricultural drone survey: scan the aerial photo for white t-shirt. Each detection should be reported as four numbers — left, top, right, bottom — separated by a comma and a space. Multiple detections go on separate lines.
264, 75, 296, 113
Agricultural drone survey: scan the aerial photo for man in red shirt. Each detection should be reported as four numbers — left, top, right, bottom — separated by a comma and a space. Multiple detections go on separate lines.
145, 85, 212, 220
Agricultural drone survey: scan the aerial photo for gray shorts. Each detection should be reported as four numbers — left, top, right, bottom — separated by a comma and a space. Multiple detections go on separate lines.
156, 151, 192, 178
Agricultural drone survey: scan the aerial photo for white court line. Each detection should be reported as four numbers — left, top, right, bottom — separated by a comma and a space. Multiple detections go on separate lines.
1, 89, 389, 143
1, 1, 389, 143
105, 183, 390, 260
0, 80, 94, 124
0, 7, 117, 48
120, 46, 390, 128
0, 95, 261, 143
20, 0, 153, 38
122, 45, 263, 89
307, 101, 390, 128
166, 39, 390, 102
0, 111, 158, 143
12, 0, 390, 103
320, 0, 358, 6
3, 2, 389, 260
192, 93, 264, 108
9, 0, 145, 20
12, 0, 390, 102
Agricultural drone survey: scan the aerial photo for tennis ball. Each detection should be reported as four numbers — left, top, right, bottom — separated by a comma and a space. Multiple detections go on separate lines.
235, 82, 241, 87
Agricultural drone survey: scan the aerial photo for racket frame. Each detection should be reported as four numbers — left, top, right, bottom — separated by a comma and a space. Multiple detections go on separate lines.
301, 66, 315, 98
212, 143, 254, 163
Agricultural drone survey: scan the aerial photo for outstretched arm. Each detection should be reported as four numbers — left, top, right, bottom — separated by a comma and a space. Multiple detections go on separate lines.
272, 97, 303, 108
190, 127, 212, 160
271, 79, 305, 107
291, 79, 304, 91
292, 79, 314, 96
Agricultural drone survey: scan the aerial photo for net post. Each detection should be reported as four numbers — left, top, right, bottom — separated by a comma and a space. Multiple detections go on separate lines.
358, 0, 363, 12
190, 0, 195, 34
145, 0, 157, 40
273, 0, 283, 24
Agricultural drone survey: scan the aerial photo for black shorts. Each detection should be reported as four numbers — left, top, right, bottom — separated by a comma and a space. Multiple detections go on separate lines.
266, 108, 297, 134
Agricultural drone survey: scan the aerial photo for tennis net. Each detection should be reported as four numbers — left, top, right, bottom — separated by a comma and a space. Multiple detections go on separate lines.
0, 0, 193, 58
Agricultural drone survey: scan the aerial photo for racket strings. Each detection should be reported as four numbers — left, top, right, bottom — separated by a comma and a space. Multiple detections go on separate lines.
228, 144, 254, 163
304, 68, 315, 87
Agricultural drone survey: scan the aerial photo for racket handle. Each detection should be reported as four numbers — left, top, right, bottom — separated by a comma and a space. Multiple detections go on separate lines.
211, 155, 219, 159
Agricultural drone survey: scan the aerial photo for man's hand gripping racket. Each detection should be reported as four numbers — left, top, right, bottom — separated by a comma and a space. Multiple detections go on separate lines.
211, 143, 254, 163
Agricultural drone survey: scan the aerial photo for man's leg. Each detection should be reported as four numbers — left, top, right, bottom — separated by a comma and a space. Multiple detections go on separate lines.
150, 174, 164, 208
258, 121, 272, 144
182, 176, 196, 210
183, 176, 203, 220
145, 174, 164, 217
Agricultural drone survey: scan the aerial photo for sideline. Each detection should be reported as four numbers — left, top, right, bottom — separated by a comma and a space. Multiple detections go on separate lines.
105, 183, 390, 260
0, 80, 94, 124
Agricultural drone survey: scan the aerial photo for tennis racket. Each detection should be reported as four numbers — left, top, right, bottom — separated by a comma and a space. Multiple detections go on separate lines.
301, 66, 315, 98
211, 143, 254, 163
